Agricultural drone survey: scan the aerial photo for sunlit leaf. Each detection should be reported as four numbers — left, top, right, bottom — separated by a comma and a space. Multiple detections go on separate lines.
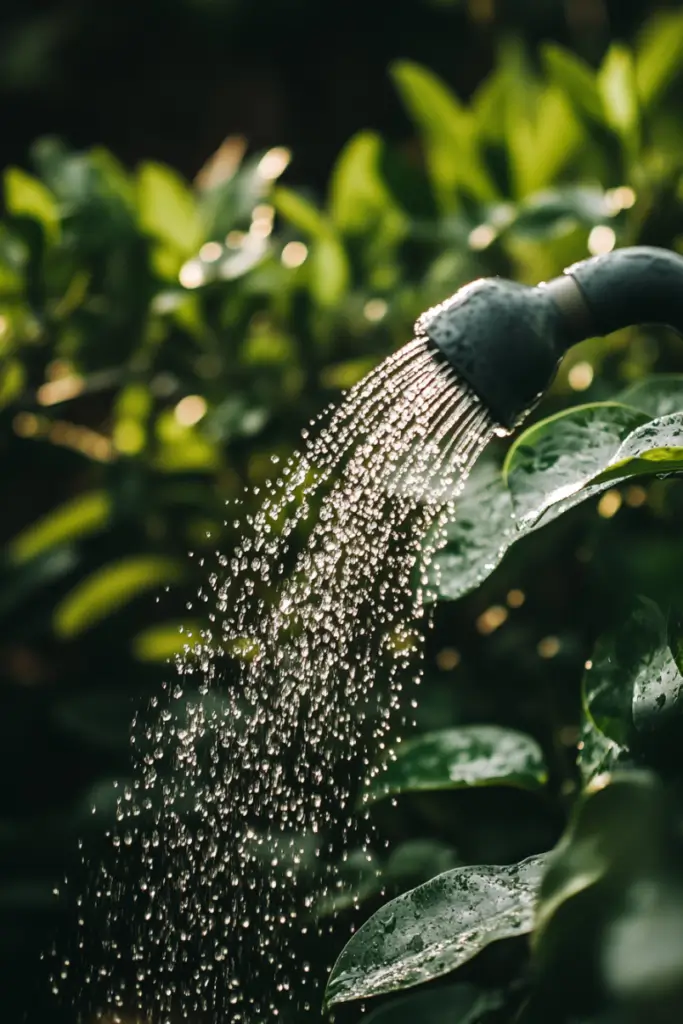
326, 853, 546, 1006
391, 60, 495, 208
54, 556, 183, 638
365, 725, 546, 805
636, 9, 683, 107
541, 44, 604, 123
329, 131, 397, 235
132, 621, 201, 662
8, 491, 111, 565
137, 162, 201, 254
0, 360, 25, 409
598, 45, 640, 148
4, 168, 59, 241
504, 402, 649, 527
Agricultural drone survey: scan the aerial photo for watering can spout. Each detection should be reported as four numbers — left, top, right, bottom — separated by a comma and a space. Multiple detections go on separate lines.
417, 245, 683, 431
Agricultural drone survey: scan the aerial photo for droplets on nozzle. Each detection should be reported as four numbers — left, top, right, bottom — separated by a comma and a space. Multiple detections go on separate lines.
54, 338, 494, 1022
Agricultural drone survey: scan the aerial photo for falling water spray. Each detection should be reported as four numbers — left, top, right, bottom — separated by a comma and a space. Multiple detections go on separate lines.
55, 247, 683, 1023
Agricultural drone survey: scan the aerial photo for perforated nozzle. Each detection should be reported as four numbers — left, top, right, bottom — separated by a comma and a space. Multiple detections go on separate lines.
416, 246, 683, 429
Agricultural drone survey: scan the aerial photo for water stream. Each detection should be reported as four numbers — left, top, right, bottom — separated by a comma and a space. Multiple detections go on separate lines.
55, 338, 495, 1022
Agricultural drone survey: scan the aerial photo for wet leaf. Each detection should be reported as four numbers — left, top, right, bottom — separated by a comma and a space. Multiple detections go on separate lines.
365, 726, 546, 806
431, 460, 516, 602
54, 556, 183, 638
504, 403, 649, 527
325, 853, 546, 1007
589, 412, 683, 488
618, 375, 683, 418
363, 982, 505, 1024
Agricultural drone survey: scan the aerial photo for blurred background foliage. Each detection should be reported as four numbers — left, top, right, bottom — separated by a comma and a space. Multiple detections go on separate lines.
3, 0, 683, 1022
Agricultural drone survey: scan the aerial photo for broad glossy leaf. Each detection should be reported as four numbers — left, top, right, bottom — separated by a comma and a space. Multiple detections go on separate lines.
363, 982, 504, 1024
589, 412, 683, 488
326, 853, 546, 1007
431, 460, 515, 602
541, 45, 604, 123
504, 403, 649, 527
619, 375, 683, 418
535, 772, 669, 944
54, 556, 183, 638
584, 597, 683, 744
365, 726, 546, 806
577, 710, 627, 786
8, 491, 111, 564
535, 771, 683, 1009
636, 9, 683, 106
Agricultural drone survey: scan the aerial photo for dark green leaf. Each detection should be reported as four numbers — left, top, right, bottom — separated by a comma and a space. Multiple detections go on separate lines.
618, 375, 683, 418
504, 403, 649, 527
365, 726, 546, 806
326, 853, 546, 1007
430, 460, 515, 602
363, 982, 504, 1024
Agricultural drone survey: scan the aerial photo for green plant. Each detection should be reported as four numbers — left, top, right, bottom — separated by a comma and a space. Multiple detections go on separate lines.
4, 7, 683, 1024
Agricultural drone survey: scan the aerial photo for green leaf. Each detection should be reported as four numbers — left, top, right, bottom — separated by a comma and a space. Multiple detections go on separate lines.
589, 412, 683, 488
619, 375, 683, 418
598, 45, 640, 147
273, 187, 329, 238
430, 460, 516, 602
577, 710, 627, 786
326, 853, 546, 1007
541, 44, 604, 123
581, 598, 683, 775
274, 187, 350, 307
636, 10, 683, 107
504, 402, 649, 527
535, 772, 669, 945
535, 771, 683, 1010
137, 162, 201, 254
132, 621, 201, 662
0, 360, 25, 409
363, 983, 504, 1024
4, 168, 59, 241
309, 234, 350, 308
54, 556, 183, 638
329, 131, 400, 235
8, 491, 111, 565
390, 61, 495, 208
511, 86, 583, 196
365, 726, 546, 806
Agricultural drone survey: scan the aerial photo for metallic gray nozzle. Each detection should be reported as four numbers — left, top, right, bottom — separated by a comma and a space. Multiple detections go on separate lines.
415, 246, 683, 429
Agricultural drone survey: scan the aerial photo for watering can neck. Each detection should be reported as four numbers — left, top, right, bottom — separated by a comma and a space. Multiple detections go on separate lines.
546, 245, 683, 350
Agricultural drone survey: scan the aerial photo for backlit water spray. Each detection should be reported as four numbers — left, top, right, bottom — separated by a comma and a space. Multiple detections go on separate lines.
52, 247, 683, 1021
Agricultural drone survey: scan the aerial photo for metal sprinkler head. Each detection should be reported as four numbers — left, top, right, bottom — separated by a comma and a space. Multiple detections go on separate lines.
415, 246, 683, 430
